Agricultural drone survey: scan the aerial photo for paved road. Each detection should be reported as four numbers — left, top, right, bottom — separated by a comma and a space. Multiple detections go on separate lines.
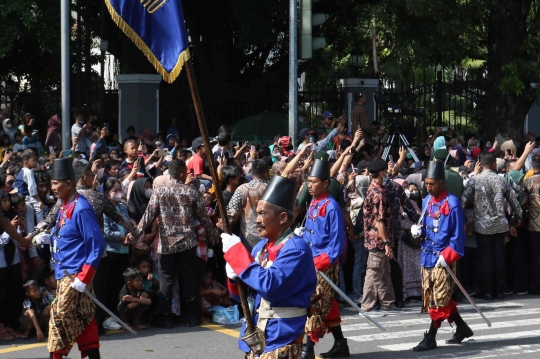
2, 295, 540, 358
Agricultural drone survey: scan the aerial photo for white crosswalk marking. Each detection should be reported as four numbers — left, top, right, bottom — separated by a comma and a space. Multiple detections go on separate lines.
378, 330, 540, 351
341, 308, 540, 332
334, 299, 540, 358
349, 318, 540, 342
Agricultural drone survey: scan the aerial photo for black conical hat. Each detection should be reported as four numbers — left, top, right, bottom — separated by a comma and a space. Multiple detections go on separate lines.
51, 158, 75, 181
259, 175, 297, 213
309, 159, 330, 181
426, 161, 446, 181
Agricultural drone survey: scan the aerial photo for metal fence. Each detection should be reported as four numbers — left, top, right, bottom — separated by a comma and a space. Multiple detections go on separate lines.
1, 68, 484, 144
376, 68, 484, 145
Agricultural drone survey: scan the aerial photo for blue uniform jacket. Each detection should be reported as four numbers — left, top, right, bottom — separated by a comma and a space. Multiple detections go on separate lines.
302, 194, 344, 269
51, 195, 105, 283
420, 193, 466, 268
228, 236, 317, 353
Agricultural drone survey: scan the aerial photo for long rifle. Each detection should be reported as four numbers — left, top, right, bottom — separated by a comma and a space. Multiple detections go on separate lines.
184, 60, 262, 353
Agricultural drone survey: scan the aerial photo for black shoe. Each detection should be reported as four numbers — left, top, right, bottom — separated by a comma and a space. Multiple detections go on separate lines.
529, 287, 540, 295
320, 339, 350, 358
395, 300, 406, 308
156, 315, 174, 329
97, 323, 106, 337
495, 293, 504, 300
412, 332, 437, 351
472, 292, 484, 299
188, 316, 202, 327
87, 348, 101, 359
446, 324, 474, 344
484, 293, 493, 300
300, 342, 315, 359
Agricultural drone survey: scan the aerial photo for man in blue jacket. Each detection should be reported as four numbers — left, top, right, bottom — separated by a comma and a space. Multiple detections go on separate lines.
35, 159, 105, 359
412, 161, 473, 351
223, 175, 317, 359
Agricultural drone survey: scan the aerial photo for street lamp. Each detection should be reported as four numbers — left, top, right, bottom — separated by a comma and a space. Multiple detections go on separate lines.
348, 46, 365, 78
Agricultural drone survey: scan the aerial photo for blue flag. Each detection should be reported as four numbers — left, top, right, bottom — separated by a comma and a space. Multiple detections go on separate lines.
105, 0, 190, 83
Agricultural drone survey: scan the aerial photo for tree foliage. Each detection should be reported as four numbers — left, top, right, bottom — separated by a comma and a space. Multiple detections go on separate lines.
1, 0, 540, 138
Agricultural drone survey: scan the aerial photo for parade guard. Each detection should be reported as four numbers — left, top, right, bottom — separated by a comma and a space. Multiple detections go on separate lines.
222, 175, 317, 359
299, 159, 348, 359
33, 159, 105, 359
411, 161, 473, 351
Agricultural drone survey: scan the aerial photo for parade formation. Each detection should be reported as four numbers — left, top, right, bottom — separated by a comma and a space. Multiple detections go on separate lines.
3, 0, 540, 358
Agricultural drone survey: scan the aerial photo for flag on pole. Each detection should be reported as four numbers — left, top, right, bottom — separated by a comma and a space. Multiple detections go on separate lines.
105, 0, 190, 83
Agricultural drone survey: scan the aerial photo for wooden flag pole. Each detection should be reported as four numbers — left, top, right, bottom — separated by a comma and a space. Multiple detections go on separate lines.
184, 59, 255, 335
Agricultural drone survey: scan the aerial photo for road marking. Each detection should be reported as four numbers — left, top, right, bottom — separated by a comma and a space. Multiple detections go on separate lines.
0, 329, 124, 354
0, 343, 47, 354
340, 301, 525, 320
349, 317, 540, 342
201, 323, 322, 359
201, 323, 241, 338
342, 308, 540, 332
415, 344, 540, 359
378, 330, 540, 351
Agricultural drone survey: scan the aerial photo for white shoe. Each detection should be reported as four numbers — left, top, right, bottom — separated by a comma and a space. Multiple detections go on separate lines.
103, 317, 122, 330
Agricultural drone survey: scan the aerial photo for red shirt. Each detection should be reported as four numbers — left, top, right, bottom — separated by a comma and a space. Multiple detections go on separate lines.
187, 153, 205, 176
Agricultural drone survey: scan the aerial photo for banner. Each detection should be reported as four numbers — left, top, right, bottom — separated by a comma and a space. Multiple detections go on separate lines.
105, 0, 190, 83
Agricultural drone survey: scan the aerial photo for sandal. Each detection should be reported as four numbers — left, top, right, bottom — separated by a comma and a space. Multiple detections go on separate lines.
0, 331, 15, 341
5, 327, 23, 338
18, 331, 31, 339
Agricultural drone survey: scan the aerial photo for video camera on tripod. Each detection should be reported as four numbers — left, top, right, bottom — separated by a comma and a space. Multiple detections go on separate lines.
379, 105, 425, 163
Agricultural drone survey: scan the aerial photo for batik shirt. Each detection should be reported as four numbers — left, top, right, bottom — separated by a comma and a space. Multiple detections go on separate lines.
133, 179, 217, 254
524, 173, 540, 232
363, 180, 393, 251
30, 186, 134, 237
386, 180, 420, 240
21, 295, 50, 318
226, 179, 269, 250
461, 169, 522, 235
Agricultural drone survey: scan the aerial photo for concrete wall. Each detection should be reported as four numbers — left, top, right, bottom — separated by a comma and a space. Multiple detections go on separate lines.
116, 74, 161, 141
336, 78, 379, 132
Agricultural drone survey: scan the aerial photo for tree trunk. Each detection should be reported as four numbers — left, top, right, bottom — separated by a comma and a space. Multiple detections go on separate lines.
482, 0, 535, 142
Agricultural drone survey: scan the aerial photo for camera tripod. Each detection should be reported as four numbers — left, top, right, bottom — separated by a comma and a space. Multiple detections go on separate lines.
381, 129, 420, 163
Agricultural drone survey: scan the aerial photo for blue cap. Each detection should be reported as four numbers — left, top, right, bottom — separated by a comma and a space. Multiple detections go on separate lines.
322, 111, 334, 119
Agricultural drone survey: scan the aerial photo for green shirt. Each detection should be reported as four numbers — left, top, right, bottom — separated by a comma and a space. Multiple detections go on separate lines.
296, 177, 346, 209
445, 165, 464, 199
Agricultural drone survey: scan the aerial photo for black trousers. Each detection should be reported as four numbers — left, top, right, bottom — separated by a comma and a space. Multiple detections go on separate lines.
476, 232, 506, 295
157, 247, 203, 318
0, 264, 24, 329
460, 246, 482, 294
514, 230, 540, 292
103, 252, 130, 313
92, 254, 110, 325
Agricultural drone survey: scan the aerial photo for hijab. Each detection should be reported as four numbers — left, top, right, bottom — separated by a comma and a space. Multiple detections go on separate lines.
433, 136, 447, 151
506, 170, 524, 193
127, 178, 151, 223
47, 115, 61, 135
455, 147, 466, 166
2, 119, 17, 144
166, 134, 175, 151
0, 190, 15, 265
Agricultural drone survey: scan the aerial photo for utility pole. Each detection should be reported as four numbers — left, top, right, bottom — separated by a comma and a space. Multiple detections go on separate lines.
61, 0, 70, 149
289, 0, 298, 149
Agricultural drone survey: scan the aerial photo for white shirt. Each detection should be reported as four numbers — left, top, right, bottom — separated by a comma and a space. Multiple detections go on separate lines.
22, 167, 38, 197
